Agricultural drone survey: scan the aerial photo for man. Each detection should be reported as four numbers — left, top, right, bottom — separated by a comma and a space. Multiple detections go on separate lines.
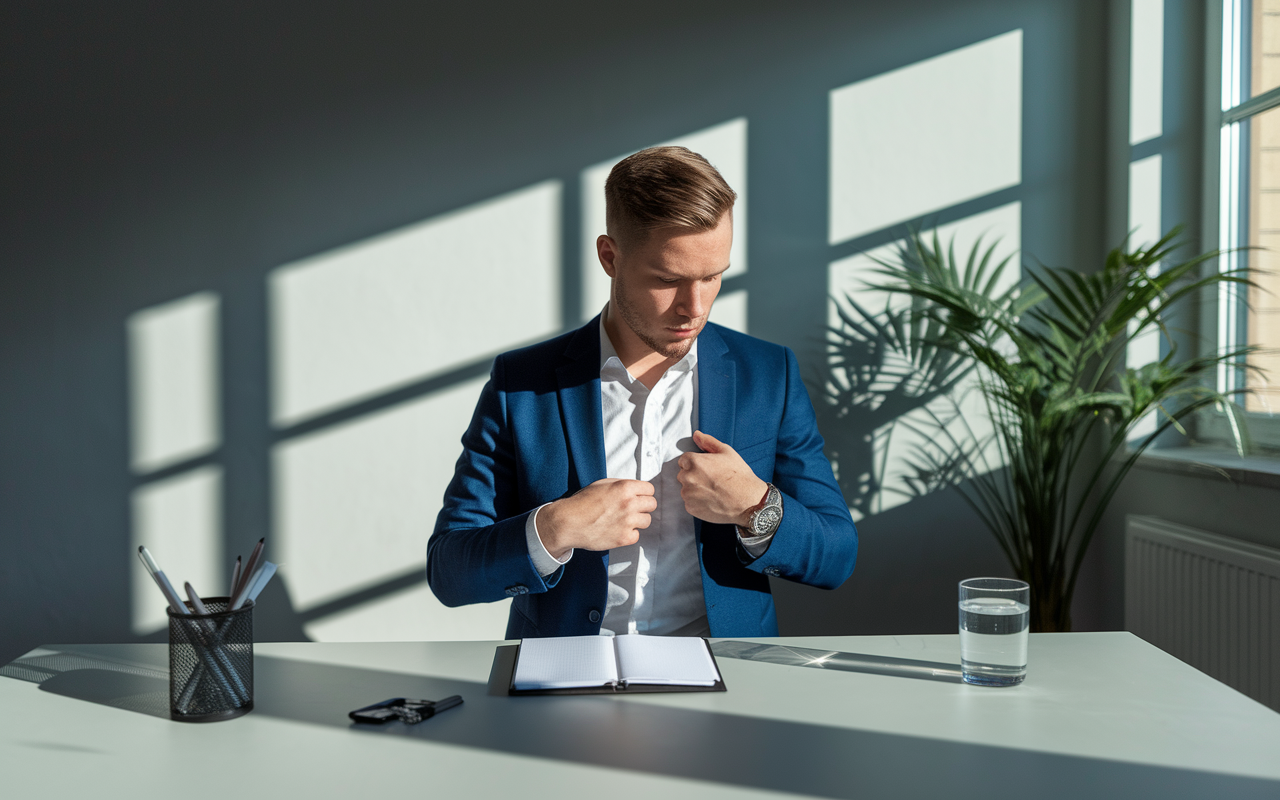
427, 146, 857, 638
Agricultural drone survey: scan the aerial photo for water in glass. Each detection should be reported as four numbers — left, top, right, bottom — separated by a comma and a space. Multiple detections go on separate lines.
958, 596, 1028, 686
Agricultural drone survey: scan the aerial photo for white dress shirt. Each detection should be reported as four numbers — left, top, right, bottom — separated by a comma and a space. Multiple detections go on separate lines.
524, 316, 776, 636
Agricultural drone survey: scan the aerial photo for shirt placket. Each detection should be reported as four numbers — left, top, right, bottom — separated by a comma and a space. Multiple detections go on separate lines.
632, 378, 661, 635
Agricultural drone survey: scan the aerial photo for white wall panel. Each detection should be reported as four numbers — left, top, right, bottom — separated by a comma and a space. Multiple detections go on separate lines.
274, 375, 511, 641
304, 582, 510, 643
271, 181, 562, 426
131, 466, 223, 634
712, 289, 748, 334
1127, 153, 1164, 439
828, 202, 1021, 518
829, 30, 1022, 245
1130, 0, 1165, 145
128, 293, 220, 472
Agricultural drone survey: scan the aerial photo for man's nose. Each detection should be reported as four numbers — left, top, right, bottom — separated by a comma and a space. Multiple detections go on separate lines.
676, 283, 709, 319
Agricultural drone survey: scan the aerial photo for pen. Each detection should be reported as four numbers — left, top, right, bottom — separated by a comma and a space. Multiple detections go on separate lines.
231, 561, 276, 610
185, 582, 210, 615
181, 579, 252, 706
236, 538, 266, 597
228, 556, 242, 600
177, 580, 225, 711
138, 547, 189, 616
139, 547, 244, 704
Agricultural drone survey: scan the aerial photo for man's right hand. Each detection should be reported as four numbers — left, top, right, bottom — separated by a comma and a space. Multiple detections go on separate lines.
537, 479, 656, 559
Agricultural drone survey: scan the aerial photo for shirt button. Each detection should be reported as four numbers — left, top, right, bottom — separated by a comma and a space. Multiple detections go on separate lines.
588, 610, 601, 623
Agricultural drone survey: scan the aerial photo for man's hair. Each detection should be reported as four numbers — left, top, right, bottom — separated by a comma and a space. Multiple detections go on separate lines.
604, 146, 737, 249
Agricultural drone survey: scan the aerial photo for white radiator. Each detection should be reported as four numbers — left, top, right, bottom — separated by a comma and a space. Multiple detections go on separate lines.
1125, 515, 1280, 711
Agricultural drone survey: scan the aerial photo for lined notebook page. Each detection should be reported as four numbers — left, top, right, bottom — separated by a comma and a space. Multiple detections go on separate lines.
513, 636, 619, 690
614, 635, 720, 686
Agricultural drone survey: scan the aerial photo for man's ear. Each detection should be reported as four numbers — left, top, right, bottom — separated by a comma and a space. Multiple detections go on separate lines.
597, 234, 620, 278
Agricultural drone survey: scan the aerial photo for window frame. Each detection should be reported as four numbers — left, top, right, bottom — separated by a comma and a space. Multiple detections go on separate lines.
1196, 0, 1280, 452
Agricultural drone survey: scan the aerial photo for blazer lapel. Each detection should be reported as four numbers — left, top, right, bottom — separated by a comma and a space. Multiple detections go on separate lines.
557, 317, 607, 493
696, 323, 736, 449
695, 324, 735, 548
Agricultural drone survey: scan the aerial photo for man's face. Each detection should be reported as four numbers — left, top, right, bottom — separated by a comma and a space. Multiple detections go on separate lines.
600, 213, 732, 360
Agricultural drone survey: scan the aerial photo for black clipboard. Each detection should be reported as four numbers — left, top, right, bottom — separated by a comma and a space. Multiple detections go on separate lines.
505, 637, 728, 696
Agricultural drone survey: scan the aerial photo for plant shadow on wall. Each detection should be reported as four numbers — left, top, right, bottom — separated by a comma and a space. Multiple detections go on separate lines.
824, 227, 1258, 632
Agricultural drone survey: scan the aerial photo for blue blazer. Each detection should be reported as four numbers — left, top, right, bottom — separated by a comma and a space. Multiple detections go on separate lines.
427, 317, 857, 638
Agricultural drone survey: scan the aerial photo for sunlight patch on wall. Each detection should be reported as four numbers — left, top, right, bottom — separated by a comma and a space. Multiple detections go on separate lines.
1130, 0, 1165, 146
580, 118, 748, 324
827, 202, 1021, 520
1128, 154, 1164, 252
131, 466, 223, 633
1128, 153, 1164, 440
273, 374, 511, 641
128, 292, 220, 472
270, 181, 562, 427
303, 582, 509, 642
829, 30, 1022, 245
711, 289, 747, 334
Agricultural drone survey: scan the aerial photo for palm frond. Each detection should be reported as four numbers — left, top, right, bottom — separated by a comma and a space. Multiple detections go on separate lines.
827, 224, 1261, 631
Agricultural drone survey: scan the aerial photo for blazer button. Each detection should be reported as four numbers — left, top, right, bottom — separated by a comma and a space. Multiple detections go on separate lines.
505, 585, 528, 596
588, 610, 601, 623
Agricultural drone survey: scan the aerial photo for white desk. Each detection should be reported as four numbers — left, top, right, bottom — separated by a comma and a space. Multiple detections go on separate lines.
2, 633, 1278, 799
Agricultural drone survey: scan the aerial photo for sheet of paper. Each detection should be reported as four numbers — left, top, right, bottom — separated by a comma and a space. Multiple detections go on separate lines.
614, 635, 720, 686
512, 635, 619, 690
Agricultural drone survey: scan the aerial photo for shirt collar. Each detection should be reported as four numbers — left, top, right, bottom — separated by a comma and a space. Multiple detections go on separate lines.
598, 310, 699, 380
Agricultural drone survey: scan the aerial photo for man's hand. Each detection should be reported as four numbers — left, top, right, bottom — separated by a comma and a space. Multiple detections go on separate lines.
537, 479, 656, 559
677, 430, 768, 527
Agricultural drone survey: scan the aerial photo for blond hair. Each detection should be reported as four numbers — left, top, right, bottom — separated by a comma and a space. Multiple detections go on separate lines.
604, 145, 736, 248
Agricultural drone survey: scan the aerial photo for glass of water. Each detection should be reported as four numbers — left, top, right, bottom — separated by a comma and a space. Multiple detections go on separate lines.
958, 577, 1030, 686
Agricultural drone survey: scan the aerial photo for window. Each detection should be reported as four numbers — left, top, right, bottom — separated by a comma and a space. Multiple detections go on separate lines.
1207, 0, 1280, 446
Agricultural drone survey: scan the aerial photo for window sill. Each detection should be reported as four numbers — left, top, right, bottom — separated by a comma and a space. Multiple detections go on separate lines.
1132, 445, 1280, 491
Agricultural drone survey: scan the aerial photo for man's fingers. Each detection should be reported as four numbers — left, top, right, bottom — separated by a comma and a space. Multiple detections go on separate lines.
693, 429, 724, 453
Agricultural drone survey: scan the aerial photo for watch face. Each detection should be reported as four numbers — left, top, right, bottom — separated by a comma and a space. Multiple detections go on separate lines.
754, 505, 782, 535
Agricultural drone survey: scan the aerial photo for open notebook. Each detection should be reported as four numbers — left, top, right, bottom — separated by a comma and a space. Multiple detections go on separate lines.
510, 635, 726, 695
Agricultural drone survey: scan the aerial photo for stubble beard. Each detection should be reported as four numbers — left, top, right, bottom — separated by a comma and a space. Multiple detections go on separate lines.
613, 276, 699, 361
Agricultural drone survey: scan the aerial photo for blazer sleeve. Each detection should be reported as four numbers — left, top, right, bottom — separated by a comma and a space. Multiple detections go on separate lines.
426, 355, 564, 607
740, 347, 858, 589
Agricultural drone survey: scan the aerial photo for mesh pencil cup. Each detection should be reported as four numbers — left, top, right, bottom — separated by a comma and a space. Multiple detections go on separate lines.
167, 598, 254, 722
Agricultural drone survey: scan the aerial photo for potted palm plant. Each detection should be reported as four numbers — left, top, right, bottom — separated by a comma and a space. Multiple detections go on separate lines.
828, 227, 1255, 631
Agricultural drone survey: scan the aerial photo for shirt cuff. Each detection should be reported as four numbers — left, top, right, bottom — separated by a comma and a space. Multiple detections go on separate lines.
526, 503, 572, 577
736, 527, 776, 559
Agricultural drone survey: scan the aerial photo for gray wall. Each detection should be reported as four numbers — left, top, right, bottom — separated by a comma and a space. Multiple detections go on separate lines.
0, 0, 1111, 663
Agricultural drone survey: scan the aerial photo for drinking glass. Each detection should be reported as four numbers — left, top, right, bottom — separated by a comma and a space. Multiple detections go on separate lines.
958, 577, 1029, 686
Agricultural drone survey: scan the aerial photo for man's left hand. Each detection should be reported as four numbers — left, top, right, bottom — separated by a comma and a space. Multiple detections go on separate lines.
677, 430, 768, 527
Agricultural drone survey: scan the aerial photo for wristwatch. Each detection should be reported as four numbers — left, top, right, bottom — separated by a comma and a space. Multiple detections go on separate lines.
738, 483, 783, 539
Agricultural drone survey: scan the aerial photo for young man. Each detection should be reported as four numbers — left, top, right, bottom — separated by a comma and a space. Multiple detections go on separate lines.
427, 146, 857, 638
